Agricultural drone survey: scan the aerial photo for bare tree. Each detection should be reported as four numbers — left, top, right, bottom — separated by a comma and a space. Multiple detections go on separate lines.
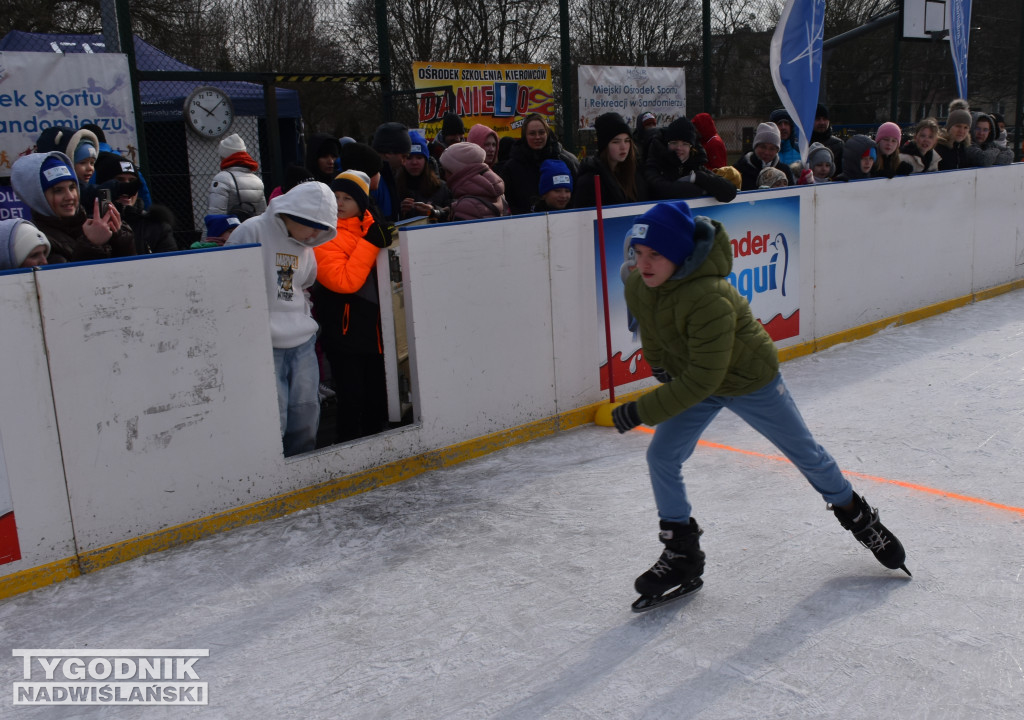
131, 0, 234, 70
570, 0, 698, 66
0, 0, 99, 37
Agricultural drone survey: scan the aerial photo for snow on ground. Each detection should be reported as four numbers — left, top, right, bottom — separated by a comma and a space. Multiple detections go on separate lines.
2, 290, 1023, 719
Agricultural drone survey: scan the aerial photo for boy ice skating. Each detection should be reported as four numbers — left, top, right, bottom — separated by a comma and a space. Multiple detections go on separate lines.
612, 200, 909, 611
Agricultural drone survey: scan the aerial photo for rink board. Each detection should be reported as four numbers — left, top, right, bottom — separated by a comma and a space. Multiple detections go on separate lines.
2, 164, 1024, 594
0, 272, 76, 577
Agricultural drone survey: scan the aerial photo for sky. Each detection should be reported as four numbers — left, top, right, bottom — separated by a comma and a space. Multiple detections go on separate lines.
1, 289, 1022, 719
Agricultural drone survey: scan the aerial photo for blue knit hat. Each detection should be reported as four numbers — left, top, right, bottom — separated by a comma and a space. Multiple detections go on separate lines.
40, 156, 76, 191
73, 137, 97, 163
408, 130, 429, 159
538, 159, 573, 195
204, 214, 241, 239
626, 200, 696, 267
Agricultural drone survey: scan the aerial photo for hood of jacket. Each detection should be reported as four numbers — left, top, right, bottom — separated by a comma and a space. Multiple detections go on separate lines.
35, 125, 99, 160
0, 218, 36, 270
305, 133, 342, 181
668, 217, 726, 284
447, 162, 505, 200
970, 111, 997, 148
805, 142, 835, 177
440, 141, 487, 176
842, 135, 876, 179
769, 108, 799, 140
10, 151, 77, 217
647, 134, 704, 175
467, 124, 499, 154
692, 113, 719, 142
265, 181, 338, 248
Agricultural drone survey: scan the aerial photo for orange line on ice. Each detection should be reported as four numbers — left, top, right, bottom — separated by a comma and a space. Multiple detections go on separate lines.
634, 426, 1024, 516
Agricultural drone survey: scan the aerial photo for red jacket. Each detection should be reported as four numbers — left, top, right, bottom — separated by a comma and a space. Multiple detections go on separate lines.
693, 113, 728, 170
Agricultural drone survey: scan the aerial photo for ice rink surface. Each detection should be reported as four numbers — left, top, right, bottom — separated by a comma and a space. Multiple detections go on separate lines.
2, 290, 1023, 719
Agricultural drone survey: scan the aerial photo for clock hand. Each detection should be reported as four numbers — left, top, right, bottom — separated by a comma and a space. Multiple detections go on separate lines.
196, 102, 216, 117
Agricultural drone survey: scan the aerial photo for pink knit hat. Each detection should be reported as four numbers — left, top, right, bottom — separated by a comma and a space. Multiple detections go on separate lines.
440, 142, 486, 176
875, 122, 902, 143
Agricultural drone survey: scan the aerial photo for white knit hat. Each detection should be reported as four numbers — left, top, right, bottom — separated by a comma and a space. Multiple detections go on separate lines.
753, 122, 781, 149
218, 133, 246, 158
12, 221, 50, 266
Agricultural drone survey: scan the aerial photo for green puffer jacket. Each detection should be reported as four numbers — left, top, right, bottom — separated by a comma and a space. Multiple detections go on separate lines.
624, 217, 779, 426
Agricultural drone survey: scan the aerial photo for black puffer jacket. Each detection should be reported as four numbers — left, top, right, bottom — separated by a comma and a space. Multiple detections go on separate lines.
936, 136, 972, 170
643, 134, 736, 203
571, 156, 648, 209
122, 204, 178, 254
499, 136, 579, 215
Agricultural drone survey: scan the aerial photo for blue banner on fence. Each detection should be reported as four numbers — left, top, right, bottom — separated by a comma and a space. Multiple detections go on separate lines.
949, 0, 972, 99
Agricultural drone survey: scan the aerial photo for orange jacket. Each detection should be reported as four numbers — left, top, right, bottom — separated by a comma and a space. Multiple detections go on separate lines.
314, 210, 380, 294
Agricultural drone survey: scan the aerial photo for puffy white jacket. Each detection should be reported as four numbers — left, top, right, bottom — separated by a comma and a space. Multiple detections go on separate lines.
208, 166, 268, 216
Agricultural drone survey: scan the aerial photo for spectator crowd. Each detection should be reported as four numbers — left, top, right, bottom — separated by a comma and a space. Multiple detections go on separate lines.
1, 97, 1016, 456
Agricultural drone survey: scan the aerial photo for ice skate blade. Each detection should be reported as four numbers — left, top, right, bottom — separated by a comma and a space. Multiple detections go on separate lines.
631, 578, 703, 613
900, 564, 912, 577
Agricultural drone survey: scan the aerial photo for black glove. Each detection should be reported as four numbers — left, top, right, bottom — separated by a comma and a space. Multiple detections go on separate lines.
693, 170, 737, 203
650, 366, 671, 383
611, 402, 642, 434
365, 220, 394, 248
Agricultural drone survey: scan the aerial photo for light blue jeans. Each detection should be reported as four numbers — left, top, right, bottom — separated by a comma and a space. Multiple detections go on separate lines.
273, 335, 320, 457
646, 373, 853, 523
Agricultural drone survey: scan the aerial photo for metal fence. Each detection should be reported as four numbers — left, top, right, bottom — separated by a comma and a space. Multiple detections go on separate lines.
1, 0, 1021, 239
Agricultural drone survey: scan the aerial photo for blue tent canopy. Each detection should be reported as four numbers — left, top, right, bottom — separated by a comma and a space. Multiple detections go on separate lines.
0, 31, 302, 119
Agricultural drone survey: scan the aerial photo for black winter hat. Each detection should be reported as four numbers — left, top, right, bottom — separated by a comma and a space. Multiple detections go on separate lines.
93, 151, 138, 185
371, 122, 412, 154
283, 163, 315, 193
441, 112, 465, 137
663, 117, 697, 145
816, 103, 829, 119
339, 142, 382, 179
594, 113, 631, 153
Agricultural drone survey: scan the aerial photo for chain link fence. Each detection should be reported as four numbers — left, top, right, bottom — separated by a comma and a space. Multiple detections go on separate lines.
1, 0, 1021, 223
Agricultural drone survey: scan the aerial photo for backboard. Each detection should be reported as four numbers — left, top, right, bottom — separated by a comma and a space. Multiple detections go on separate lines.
902, 0, 951, 41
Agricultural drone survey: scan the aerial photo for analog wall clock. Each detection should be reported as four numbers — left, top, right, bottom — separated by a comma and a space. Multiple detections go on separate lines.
184, 86, 235, 139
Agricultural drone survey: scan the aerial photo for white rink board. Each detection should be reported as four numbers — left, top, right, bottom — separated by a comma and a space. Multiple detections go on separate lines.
402, 213, 557, 444
34, 247, 284, 550
1, 164, 1023, 581
0, 272, 76, 569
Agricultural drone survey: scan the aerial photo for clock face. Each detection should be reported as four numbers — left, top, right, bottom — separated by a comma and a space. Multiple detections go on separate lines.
185, 87, 234, 139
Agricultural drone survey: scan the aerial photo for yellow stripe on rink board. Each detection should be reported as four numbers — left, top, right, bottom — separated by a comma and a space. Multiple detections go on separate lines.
0, 557, 81, 599
1, 278, 1021, 600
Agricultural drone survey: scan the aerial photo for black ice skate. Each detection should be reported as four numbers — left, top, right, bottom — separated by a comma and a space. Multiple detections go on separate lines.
830, 493, 911, 577
632, 518, 705, 612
